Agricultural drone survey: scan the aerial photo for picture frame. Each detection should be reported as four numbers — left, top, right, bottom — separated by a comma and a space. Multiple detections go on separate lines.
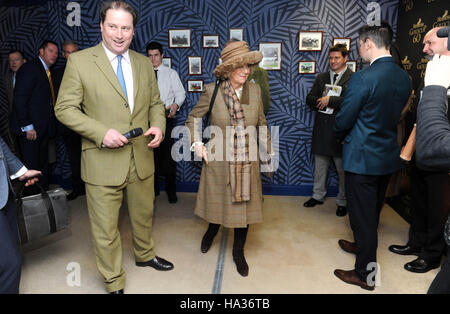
347, 60, 357, 72
229, 28, 244, 41
333, 37, 352, 51
188, 56, 202, 75
259, 42, 282, 71
298, 61, 316, 74
187, 80, 203, 93
162, 57, 171, 69
168, 29, 191, 48
298, 31, 323, 51
202, 35, 219, 48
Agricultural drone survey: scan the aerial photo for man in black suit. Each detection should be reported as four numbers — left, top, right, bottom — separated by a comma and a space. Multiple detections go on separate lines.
389, 27, 450, 274
0, 136, 41, 294
53, 40, 84, 201
304, 44, 353, 217
10, 40, 58, 194
3, 50, 26, 156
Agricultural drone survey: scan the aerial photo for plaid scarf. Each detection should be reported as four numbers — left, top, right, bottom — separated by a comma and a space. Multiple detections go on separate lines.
222, 80, 252, 203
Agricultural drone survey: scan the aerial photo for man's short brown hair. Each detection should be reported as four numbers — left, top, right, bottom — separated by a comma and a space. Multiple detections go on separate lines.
100, 1, 138, 27
329, 44, 349, 58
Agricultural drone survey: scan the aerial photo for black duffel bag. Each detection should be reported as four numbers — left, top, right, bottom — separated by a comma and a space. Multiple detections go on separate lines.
16, 183, 69, 244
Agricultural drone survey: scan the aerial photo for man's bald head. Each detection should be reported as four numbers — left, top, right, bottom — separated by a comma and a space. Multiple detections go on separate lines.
423, 27, 449, 56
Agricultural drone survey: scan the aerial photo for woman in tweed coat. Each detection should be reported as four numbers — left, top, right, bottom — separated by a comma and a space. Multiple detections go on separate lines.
185, 40, 272, 277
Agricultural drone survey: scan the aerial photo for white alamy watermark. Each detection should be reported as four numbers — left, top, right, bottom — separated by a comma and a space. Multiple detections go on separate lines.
171, 122, 279, 173
367, 2, 381, 26
67, 2, 81, 27
366, 262, 382, 287
66, 262, 81, 287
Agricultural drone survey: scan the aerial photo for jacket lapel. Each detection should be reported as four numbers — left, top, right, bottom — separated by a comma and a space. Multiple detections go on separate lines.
130, 50, 139, 101
92, 43, 128, 103
339, 68, 353, 86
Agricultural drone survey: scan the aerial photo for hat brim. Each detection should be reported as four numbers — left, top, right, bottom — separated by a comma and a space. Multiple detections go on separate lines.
213, 51, 263, 78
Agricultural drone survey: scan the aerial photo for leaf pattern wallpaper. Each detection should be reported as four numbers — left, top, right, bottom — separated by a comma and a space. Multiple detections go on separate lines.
0, 0, 399, 194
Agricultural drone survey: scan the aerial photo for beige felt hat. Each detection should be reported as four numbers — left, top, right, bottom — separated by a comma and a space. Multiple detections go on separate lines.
213, 40, 263, 78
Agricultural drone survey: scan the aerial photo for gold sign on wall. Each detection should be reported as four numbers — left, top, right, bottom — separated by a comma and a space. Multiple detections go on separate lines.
417, 57, 429, 78
403, 0, 413, 12
409, 18, 428, 44
433, 10, 450, 28
402, 56, 413, 71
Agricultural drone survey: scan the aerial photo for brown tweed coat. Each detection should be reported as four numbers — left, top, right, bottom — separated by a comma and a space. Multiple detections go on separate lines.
186, 81, 271, 228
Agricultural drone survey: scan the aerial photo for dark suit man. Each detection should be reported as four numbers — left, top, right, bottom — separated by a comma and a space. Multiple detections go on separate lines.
53, 40, 85, 201
0, 136, 41, 294
389, 27, 450, 274
55, 1, 173, 294
415, 53, 450, 294
2, 50, 26, 155
305, 44, 353, 217
10, 41, 58, 193
333, 24, 412, 291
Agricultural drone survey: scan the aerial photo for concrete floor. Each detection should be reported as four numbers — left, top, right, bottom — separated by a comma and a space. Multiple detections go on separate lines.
19, 192, 439, 294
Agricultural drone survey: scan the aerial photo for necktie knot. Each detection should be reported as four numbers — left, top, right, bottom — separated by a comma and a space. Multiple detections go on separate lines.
333, 73, 339, 84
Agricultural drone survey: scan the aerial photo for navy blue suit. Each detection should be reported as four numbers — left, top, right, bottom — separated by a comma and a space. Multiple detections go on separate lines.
10, 58, 55, 191
335, 56, 411, 281
0, 136, 23, 294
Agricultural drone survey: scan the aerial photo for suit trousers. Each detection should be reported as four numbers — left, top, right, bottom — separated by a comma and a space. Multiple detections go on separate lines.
312, 154, 346, 206
0, 196, 22, 294
428, 245, 450, 294
19, 132, 49, 193
154, 115, 176, 193
61, 131, 84, 192
407, 166, 450, 261
345, 171, 391, 282
85, 154, 156, 293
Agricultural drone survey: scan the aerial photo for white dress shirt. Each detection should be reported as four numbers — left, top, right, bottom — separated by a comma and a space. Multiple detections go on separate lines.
102, 43, 135, 113
154, 64, 186, 110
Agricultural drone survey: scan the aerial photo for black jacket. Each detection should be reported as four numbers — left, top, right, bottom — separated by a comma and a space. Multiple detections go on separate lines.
10, 58, 56, 137
306, 67, 353, 156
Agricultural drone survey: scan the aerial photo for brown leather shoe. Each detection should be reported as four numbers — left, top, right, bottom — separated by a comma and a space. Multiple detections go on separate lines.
338, 239, 357, 254
334, 269, 375, 291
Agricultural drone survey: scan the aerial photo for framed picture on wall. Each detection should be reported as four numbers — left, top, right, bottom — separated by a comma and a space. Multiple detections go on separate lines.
229, 28, 244, 41
188, 56, 202, 75
298, 31, 323, 51
187, 80, 203, 92
169, 29, 191, 48
259, 42, 282, 70
333, 37, 351, 50
203, 35, 219, 48
298, 61, 316, 74
347, 60, 357, 72
162, 57, 171, 69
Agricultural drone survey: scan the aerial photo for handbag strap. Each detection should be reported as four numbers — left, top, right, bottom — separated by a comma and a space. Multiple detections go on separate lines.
204, 79, 221, 127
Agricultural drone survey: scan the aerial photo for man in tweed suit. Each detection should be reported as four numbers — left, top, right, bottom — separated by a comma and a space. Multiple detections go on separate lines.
55, 1, 173, 294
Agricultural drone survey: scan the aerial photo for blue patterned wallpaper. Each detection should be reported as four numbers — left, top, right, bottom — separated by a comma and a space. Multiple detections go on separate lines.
0, 0, 399, 194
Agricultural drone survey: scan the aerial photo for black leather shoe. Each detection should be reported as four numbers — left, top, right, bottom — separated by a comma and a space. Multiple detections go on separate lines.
303, 198, 323, 207
136, 256, 174, 271
167, 192, 178, 204
404, 258, 440, 273
67, 189, 86, 201
388, 244, 421, 256
336, 206, 347, 217
110, 289, 124, 294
